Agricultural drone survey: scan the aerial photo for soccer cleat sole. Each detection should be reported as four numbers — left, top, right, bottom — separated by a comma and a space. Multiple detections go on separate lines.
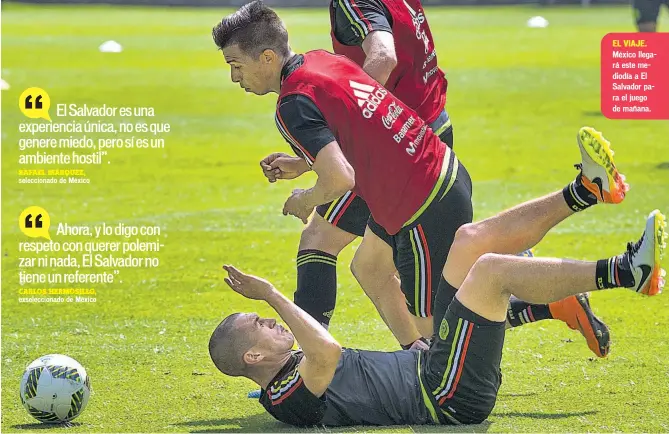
574, 293, 610, 358
552, 293, 611, 358
640, 210, 667, 296
577, 127, 628, 204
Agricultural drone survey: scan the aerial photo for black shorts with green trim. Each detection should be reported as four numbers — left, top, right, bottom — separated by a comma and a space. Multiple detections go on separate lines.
419, 297, 505, 425
367, 152, 473, 318
633, 0, 668, 24
315, 191, 369, 237
315, 192, 393, 246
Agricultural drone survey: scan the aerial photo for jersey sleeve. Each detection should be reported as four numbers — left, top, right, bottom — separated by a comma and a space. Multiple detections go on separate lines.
275, 94, 335, 167
332, 0, 393, 46
262, 364, 327, 427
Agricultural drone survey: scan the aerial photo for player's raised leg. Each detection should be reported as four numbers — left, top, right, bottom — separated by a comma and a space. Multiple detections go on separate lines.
419, 210, 666, 424
439, 126, 629, 293
429, 126, 627, 357
454, 210, 666, 322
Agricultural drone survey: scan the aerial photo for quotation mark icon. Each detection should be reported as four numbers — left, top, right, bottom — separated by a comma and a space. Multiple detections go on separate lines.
19, 87, 52, 121
19, 206, 51, 240
24, 95, 44, 110
24, 213, 43, 229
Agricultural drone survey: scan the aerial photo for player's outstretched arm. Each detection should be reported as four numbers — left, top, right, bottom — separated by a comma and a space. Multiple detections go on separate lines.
223, 265, 341, 397
361, 31, 397, 86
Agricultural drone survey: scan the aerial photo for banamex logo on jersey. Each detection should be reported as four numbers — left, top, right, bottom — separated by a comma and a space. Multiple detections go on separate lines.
349, 80, 388, 119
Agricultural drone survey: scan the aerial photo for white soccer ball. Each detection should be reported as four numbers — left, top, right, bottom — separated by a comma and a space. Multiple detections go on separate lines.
19, 354, 91, 423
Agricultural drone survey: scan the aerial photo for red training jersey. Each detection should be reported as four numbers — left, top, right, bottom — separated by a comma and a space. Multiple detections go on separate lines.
330, 0, 447, 125
278, 50, 451, 235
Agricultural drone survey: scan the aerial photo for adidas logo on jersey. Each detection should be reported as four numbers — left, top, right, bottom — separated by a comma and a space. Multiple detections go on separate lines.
349, 80, 388, 119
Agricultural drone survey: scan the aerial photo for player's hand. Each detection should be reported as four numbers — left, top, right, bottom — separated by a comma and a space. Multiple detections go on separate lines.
260, 153, 308, 182
260, 153, 289, 183
223, 265, 276, 300
283, 188, 313, 224
409, 338, 430, 351
270, 156, 310, 180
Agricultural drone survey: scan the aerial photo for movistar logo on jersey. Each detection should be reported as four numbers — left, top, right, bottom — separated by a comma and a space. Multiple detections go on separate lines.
349, 80, 388, 119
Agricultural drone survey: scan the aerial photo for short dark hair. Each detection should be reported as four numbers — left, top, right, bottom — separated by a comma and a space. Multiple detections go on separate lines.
212, 1, 290, 58
209, 313, 256, 377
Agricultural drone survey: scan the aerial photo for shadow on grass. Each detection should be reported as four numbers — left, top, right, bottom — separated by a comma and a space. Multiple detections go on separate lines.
12, 422, 84, 430
494, 410, 597, 420
174, 413, 302, 433
174, 414, 492, 433
498, 392, 539, 398
582, 111, 604, 117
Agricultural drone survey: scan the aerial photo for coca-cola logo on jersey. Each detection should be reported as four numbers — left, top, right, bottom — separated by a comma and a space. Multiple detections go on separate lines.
382, 102, 404, 129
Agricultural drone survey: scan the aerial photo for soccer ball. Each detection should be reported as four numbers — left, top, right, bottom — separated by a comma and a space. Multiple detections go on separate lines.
19, 354, 91, 423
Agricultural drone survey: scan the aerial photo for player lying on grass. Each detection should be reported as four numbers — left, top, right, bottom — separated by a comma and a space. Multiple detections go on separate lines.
210, 167, 666, 427
211, 1, 612, 358
262, 0, 456, 347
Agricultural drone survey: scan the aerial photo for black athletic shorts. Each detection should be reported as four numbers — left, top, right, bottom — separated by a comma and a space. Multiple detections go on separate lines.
315, 109, 454, 239
367, 152, 473, 317
633, 0, 668, 24
419, 297, 505, 425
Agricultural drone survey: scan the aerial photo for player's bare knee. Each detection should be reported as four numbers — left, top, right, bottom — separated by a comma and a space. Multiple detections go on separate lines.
349, 254, 365, 282
473, 253, 515, 300
453, 223, 484, 251
299, 221, 325, 249
470, 253, 503, 287
299, 214, 353, 254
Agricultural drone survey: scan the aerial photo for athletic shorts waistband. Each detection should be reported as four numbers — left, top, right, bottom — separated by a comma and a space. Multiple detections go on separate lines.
428, 109, 451, 137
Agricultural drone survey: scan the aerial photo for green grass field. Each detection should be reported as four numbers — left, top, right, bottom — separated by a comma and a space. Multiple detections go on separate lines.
2, 3, 669, 432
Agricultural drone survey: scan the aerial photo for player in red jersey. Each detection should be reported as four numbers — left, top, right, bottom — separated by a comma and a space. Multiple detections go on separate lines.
274, 0, 452, 348
262, 0, 454, 349
211, 1, 612, 359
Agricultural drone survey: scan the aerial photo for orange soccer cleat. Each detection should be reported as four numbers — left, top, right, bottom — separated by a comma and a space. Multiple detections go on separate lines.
575, 126, 629, 205
549, 293, 610, 358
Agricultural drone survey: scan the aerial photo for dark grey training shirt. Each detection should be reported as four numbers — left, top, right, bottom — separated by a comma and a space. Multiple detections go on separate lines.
259, 349, 431, 427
